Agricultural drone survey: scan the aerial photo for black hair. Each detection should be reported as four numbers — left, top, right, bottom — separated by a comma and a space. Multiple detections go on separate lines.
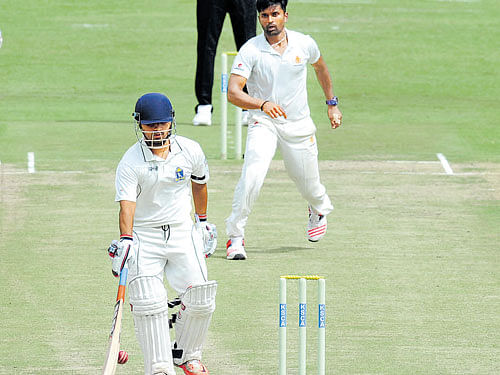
256, 0, 288, 13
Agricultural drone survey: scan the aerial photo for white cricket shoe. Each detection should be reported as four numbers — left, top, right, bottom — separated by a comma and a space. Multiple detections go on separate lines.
178, 359, 209, 375
226, 237, 247, 260
307, 207, 327, 242
241, 109, 249, 126
193, 104, 212, 126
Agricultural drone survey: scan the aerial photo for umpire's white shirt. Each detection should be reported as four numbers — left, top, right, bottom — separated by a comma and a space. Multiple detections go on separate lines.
115, 136, 209, 228
231, 28, 321, 123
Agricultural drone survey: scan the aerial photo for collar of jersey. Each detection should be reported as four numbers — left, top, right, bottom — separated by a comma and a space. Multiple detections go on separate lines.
259, 28, 293, 54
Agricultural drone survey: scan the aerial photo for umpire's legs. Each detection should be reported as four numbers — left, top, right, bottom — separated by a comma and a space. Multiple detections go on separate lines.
228, 0, 256, 97
226, 121, 277, 238
228, 0, 257, 49
195, 0, 226, 105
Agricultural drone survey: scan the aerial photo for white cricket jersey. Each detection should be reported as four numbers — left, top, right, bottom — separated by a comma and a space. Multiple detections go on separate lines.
115, 136, 209, 227
231, 29, 321, 122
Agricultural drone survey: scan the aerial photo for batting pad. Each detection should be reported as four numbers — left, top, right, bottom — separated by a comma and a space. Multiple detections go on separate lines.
129, 276, 176, 375
173, 280, 217, 365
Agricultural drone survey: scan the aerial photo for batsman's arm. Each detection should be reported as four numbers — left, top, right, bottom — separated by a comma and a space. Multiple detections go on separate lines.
192, 182, 208, 216
228, 74, 286, 119
119, 200, 136, 236
312, 56, 342, 129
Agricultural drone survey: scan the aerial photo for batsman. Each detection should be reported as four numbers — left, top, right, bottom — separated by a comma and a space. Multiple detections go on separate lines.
108, 93, 218, 375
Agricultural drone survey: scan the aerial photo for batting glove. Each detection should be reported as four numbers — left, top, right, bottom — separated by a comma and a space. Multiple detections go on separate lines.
195, 214, 218, 258
108, 235, 134, 277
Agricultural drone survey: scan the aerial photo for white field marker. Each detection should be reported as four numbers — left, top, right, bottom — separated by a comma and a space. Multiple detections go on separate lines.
27, 152, 35, 173
436, 153, 453, 175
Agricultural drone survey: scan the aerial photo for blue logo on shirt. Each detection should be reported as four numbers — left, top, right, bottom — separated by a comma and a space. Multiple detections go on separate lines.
175, 167, 185, 182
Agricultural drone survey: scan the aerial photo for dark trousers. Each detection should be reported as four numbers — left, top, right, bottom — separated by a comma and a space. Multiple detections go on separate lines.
196, 0, 256, 106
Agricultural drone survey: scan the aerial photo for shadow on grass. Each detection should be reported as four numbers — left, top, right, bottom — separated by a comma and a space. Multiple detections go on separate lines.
260, 246, 311, 254
209, 245, 311, 259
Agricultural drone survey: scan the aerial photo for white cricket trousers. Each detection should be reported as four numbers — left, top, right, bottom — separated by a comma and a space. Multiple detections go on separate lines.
128, 221, 208, 291
225, 116, 333, 238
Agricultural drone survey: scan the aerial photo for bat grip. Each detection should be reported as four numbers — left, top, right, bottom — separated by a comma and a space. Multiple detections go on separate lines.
116, 266, 128, 301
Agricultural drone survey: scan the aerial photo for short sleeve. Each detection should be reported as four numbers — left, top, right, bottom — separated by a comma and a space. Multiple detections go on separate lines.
307, 36, 321, 64
230, 44, 254, 79
115, 162, 139, 202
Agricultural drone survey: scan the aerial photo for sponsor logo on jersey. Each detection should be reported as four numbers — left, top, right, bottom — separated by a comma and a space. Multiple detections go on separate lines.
295, 56, 301, 63
175, 167, 185, 181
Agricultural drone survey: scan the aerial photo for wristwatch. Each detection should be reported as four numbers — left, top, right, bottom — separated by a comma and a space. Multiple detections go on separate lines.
326, 96, 339, 106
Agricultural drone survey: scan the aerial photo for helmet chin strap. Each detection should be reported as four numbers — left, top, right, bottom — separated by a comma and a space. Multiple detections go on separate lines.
144, 135, 170, 149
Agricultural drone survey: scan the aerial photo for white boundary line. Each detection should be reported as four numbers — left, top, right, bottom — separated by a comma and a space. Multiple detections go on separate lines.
359, 171, 490, 176
388, 160, 440, 164
2, 171, 85, 175
436, 153, 454, 175
2, 170, 495, 176
3, 159, 496, 177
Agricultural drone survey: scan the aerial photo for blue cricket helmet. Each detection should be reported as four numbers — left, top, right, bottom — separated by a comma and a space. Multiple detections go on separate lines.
133, 93, 174, 125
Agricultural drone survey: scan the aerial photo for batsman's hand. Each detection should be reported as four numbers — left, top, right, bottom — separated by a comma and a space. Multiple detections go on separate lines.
108, 235, 135, 277
328, 106, 342, 129
195, 216, 218, 258
202, 222, 218, 257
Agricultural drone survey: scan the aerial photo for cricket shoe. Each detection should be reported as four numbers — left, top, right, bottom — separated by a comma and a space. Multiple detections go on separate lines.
193, 104, 212, 126
307, 207, 327, 242
226, 237, 247, 260
178, 359, 209, 375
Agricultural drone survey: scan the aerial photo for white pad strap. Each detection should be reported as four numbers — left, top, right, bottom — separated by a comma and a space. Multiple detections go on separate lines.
128, 276, 176, 375
174, 281, 217, 365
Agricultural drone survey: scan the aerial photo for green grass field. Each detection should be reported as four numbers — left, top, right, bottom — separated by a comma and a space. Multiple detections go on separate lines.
1, 0, 499, 374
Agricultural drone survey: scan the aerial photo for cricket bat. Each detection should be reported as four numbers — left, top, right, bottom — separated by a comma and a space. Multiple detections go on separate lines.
102, 264, 128, 375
